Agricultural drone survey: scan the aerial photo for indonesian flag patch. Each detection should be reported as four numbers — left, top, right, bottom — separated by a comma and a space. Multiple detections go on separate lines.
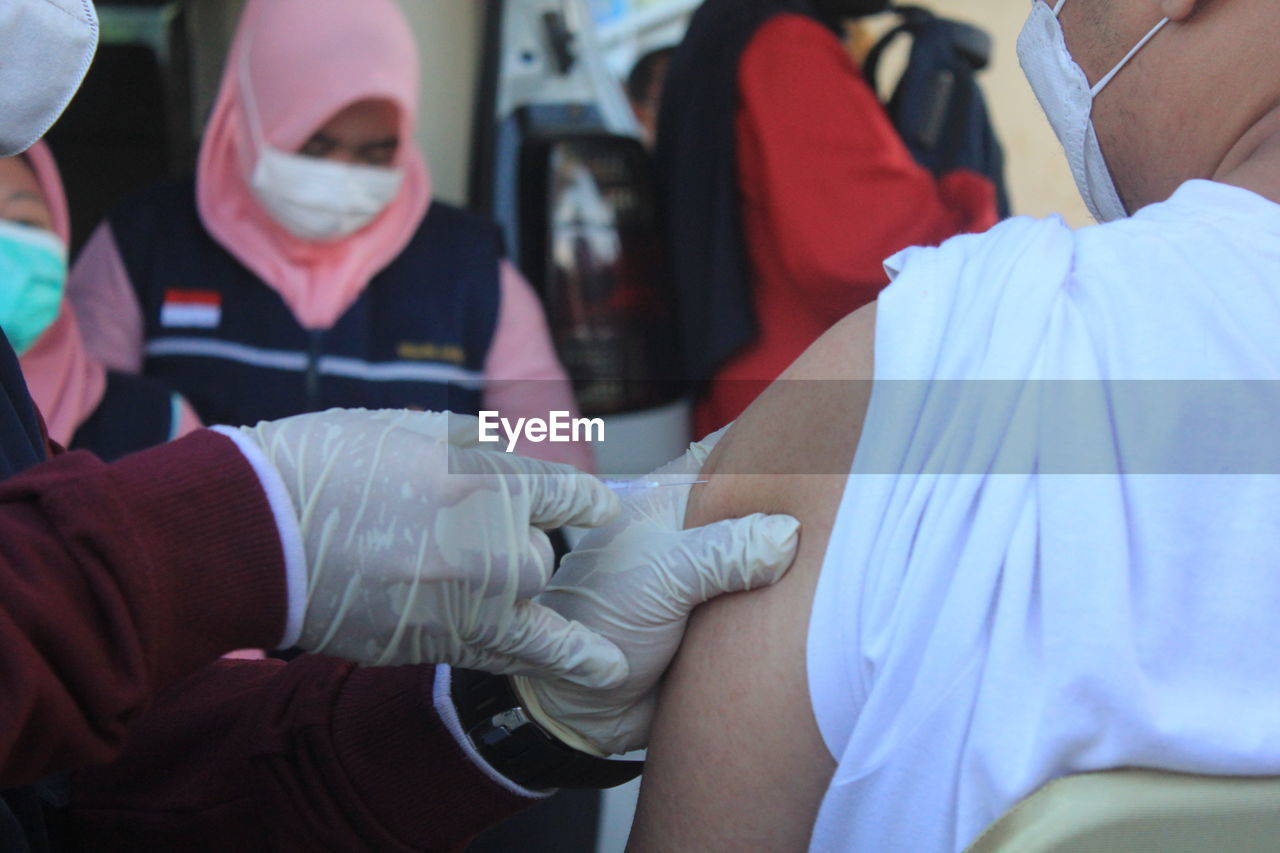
160, 289, 222, 329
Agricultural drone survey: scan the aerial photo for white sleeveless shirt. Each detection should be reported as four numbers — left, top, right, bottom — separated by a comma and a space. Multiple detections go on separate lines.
807, 181, 1280, 852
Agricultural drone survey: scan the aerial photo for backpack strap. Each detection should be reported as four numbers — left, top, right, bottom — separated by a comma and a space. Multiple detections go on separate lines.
862, 4, 1009, 215
865, 5, 993, 90
863, 5, 932, 98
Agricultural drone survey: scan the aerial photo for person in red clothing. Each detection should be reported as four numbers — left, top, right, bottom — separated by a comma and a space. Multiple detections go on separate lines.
657, 0, 1000, 435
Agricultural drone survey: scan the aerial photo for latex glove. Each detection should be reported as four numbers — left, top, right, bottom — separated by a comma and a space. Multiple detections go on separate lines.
512, 429, 801, 755
236, 409, 627, 688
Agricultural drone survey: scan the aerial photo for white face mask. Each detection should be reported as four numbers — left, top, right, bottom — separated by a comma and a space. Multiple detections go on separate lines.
238, 40, 404, 243
0, 0, 99, 156
250, 149, 405, 243
1017, 0, 1169, 223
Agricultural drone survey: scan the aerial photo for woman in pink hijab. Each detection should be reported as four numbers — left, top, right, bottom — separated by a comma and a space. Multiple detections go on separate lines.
0, 142, 200, 459
68, 0, 593, 471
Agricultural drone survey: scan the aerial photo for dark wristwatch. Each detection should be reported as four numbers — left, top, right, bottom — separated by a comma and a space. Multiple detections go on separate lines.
450, 668, 644, 791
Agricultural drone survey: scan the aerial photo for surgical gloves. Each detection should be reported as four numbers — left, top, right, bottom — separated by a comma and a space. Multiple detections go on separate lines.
235, 409, 628, 688
512, 429, 801, 755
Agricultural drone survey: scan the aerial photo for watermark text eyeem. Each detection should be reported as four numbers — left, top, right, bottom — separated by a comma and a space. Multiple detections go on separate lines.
478, 411, 605, 452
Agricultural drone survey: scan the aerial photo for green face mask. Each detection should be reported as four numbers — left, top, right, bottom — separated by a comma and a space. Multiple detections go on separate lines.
0, 220, 67, 356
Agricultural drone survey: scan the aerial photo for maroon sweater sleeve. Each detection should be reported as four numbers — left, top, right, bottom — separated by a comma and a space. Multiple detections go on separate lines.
67, 658, 536, 852
0, 430, 288, 788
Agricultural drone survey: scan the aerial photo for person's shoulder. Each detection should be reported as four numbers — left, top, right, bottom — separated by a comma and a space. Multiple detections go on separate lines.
113, 175, 196, 213
103, 176, 204, 268
400, 202, 506, 271
419, 201, 499, 239
746, 12, 846, 65
107, 175, 198, 229
1057, 185, 1248, 306
739, 12, 865, 106
886, 215, 1076, 294
1076, 180, 1271, 256
753, 11, 837, 44
1065, 182, 1280, 369
876, 216, 1079, 380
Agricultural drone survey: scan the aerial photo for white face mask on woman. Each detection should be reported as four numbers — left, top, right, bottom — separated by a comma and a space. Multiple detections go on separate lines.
0, 0, 99, 156
238, 41, 404, 243
249, 149, 405, 243
1017, 0, 1169, 223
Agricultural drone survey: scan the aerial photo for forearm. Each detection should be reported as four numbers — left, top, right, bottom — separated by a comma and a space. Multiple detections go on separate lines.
67, 659, 538, 852
0, 430, 287, 786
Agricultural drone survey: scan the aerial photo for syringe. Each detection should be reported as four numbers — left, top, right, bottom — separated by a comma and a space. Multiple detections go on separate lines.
602, 479, 710, 497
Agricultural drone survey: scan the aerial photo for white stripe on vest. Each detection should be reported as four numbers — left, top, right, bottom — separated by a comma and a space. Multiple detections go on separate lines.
145, 337, 486, 390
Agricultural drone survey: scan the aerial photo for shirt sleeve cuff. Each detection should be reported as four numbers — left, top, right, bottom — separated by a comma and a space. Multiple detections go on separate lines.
432, 665, 552, 800
211, 425, 307, 649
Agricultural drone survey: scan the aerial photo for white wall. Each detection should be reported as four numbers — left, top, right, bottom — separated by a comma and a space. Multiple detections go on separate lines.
188, 0, 245, 135
395, 0, 485, 205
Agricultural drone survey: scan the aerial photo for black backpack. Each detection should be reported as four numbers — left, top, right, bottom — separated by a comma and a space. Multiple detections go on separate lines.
864, 5, 1011, 216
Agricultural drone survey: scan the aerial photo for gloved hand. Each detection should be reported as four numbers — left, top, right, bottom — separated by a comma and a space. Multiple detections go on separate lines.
234, 409, 628, 688
512, 428, 801, 755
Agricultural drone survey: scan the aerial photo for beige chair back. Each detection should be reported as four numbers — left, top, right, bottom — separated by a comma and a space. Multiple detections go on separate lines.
964, 770, 1280, 853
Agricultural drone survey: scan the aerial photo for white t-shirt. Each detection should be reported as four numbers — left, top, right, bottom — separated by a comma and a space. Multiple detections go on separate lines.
806, 180, 1280, 853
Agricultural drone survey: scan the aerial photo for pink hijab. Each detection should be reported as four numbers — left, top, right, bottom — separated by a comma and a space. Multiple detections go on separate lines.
17, 142, 107, 446
197, 0, 432, 330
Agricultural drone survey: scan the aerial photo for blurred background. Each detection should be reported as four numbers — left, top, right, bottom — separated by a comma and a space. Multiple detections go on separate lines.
587, 0, 1090, 226
51, 0, 1089, 257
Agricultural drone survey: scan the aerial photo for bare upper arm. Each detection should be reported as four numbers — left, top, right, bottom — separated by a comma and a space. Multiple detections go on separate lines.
627, 304, 877, 852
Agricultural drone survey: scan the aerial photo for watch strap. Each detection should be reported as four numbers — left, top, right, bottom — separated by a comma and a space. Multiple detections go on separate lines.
451, 668, 644, 790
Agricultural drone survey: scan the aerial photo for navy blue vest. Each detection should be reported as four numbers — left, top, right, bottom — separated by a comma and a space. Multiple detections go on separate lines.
109, 179, 500, 427
70, 372, 178, 462
0, 332, 67, 853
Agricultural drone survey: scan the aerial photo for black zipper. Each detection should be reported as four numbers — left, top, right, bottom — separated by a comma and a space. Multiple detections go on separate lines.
306, 330, 324, 407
